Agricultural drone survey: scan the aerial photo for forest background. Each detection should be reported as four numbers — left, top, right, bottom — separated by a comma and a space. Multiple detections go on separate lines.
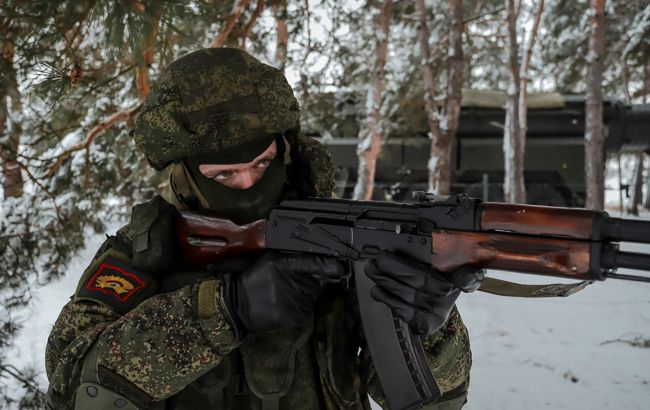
0, 0, 649, 407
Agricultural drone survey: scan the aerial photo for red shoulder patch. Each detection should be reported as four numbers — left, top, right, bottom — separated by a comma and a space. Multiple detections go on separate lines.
76, 254, 156, 314
86, 263, 146, 302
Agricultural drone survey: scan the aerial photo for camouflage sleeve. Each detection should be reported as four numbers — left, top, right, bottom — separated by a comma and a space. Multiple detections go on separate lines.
365, 306, 471, 409
46, 266, 236, 409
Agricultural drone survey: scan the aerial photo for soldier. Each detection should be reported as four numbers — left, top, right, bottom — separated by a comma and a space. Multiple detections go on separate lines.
45, 48, 482, 410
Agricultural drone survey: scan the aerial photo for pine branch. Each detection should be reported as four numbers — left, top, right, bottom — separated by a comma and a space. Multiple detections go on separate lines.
46, 105, 141, 178
32, 61, 79, 107
463, 6, 506, 24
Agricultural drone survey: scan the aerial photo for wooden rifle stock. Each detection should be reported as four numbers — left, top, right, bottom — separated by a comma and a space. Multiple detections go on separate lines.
175, 212, 267, 267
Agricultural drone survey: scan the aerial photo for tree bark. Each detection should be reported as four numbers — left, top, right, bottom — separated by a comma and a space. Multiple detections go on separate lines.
584, 0, 606, 210
503, 0, 525, 203
0, 20, 23, 199
272, 0, 288, 71
417, 0, 464, 195
353, 0, 393, 201
135, 6, 161, 101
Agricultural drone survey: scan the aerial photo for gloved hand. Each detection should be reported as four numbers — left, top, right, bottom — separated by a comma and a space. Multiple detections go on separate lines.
364, 251, 484, 336
221, 252, 345, 336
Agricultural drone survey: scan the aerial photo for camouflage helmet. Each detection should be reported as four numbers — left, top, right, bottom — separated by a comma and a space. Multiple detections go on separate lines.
134, 48, 300, 170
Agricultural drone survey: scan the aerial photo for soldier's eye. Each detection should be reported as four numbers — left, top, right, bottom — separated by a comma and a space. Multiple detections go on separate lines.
255, 159, 271, 169
214, 171, 234, 180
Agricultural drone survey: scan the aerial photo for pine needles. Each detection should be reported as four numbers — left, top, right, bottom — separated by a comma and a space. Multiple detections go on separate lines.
32, 61, 82, 107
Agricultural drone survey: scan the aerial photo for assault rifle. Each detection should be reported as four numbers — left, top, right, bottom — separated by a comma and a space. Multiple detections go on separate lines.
175, 193, 650, 410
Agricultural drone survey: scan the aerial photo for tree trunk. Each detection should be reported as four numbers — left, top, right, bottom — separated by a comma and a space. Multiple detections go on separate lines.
416, 0, 443, 193
0, 100, 23, 199
0, 20, 23, 199
627, 152, 644, 215
503, 0, 524, 203
517, 0, 544, 204
416, 0, 463, 196
584, 0, 606, 210
135, 6, 161, 101
273, 0, 288, 72
353, 0, 393, 201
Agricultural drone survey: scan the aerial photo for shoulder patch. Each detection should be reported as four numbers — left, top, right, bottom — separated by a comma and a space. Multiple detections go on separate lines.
75, 250, 157, 314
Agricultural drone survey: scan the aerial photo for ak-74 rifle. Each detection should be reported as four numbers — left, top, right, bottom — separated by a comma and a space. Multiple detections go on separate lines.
175, 193, 650, 410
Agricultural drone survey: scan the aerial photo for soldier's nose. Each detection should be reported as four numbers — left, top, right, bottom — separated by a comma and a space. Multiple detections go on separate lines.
237, 170, 256, 189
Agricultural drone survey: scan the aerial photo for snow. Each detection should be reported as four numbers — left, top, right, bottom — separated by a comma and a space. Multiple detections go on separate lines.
459, 246, 650, 409
5, 214, 650, 409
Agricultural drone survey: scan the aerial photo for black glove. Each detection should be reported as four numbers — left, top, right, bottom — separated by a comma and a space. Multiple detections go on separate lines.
364, 250, 484, 336
221, 252, 345, 336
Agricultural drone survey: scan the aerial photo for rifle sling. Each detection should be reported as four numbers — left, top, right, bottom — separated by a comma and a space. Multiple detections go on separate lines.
478, 277, 592, 298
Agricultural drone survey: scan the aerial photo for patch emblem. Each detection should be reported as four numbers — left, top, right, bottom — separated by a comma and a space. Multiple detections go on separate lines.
76, 252, 156, 314
87, 265, 145, 301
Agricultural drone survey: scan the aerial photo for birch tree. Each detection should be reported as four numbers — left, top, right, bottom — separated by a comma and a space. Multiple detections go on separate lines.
585, 0, 606, 210
353, 0, 393, 200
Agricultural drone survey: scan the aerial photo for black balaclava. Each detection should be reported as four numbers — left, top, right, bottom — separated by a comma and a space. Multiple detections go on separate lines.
182, 136, 287, 224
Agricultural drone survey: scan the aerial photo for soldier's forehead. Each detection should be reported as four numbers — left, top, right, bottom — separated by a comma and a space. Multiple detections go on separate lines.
199, 140, 277, 168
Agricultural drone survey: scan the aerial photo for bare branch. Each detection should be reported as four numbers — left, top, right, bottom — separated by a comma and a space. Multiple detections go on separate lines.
210, 0, 251, 48
16, 160, 62, 223
241, 0, 265, 48
463, 6, 506, 24
0, 364, 46, 400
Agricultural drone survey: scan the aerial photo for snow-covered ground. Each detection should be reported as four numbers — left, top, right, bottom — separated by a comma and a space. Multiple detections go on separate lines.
460, 245, 650, 409
5, 214, 650, 409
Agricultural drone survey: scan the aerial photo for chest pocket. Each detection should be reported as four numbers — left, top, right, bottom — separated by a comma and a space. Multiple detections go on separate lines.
239, 324, 313, 410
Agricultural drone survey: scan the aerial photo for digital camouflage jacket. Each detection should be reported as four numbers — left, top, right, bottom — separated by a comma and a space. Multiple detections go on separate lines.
45, 137, 472, 410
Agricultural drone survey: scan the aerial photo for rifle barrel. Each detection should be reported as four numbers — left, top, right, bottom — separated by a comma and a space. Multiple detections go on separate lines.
614, 251, 650, 272
603, 218, 650, 243
602, 248, 650, 282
